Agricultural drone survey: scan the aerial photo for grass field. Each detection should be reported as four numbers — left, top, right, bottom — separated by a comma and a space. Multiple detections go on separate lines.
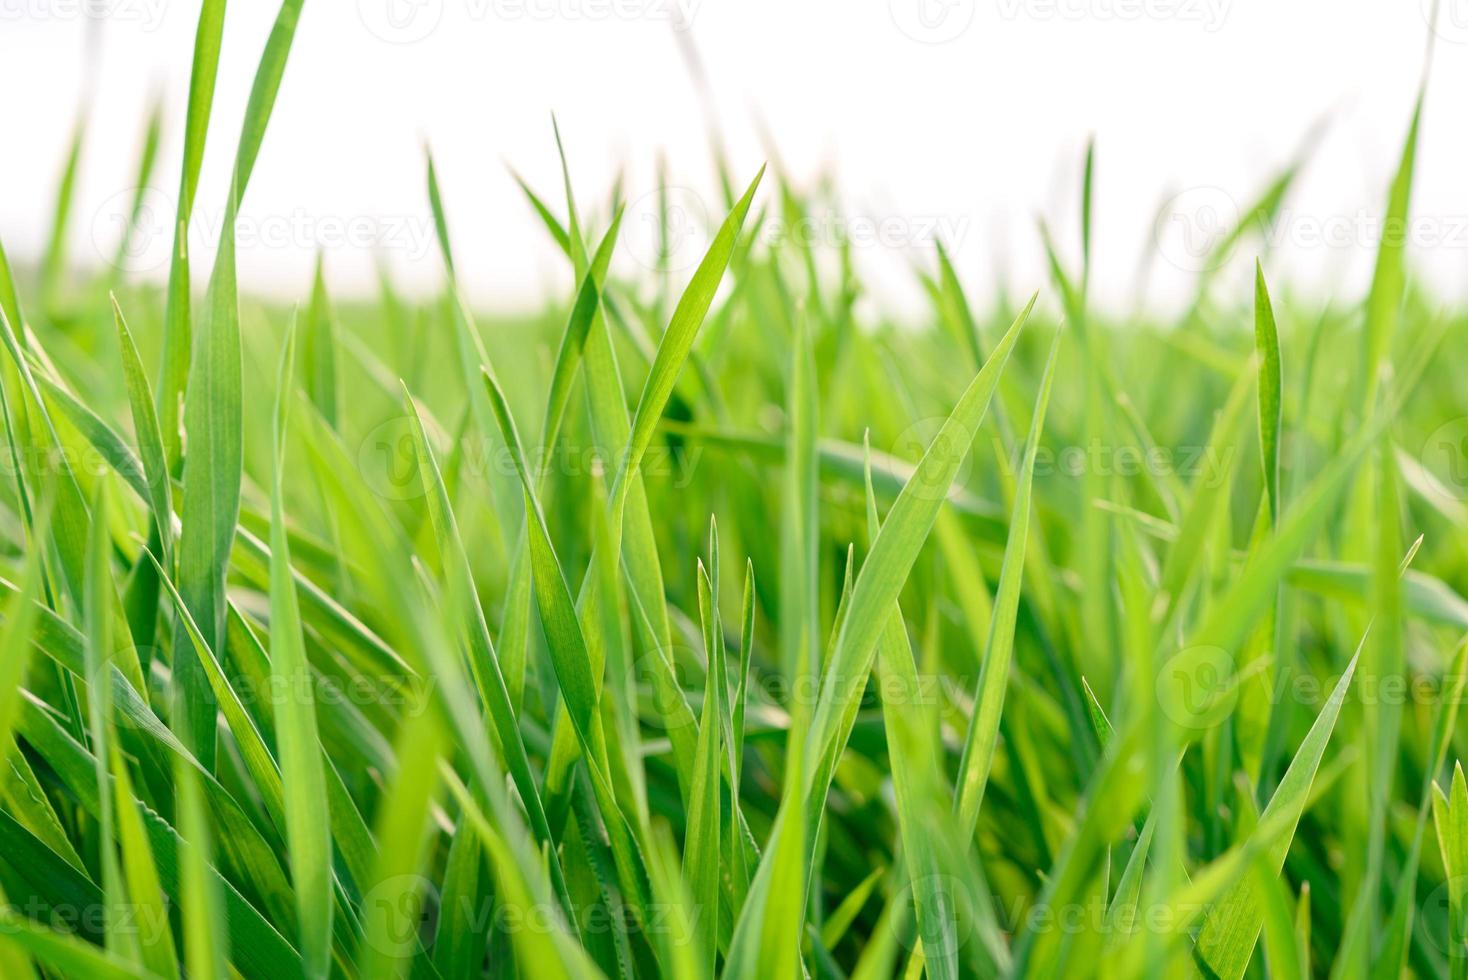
4, 2, 1468, 978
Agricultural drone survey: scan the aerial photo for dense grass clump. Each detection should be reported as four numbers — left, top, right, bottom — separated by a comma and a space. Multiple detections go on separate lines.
5, 2, 1468, 978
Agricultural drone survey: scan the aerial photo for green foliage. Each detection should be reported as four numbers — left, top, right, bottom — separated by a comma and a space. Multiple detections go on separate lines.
2, 22, 1468, 980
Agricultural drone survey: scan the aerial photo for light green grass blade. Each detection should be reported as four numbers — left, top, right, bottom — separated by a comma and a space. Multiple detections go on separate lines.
176, 759, 227, 980
39, 110, 85, 309
357, 708, 443, 980
84, 480, 140, 966
0, 512, 45, 779
1191, 648, 1361, 978
112, 296, 173, 567
1361, 90, 1422, 408
398, 388, 575, 919
608, 166, 765, 519
173, 0, 306, 762
779, 312, 819, 682
268, 322, 334, 980
1254, 262, 1283, 523
302, 254, 340, 429
479, 366, 653, 923
806, 294, 1033, 805
158, 0, 227, 467
955, 324, 1063, 831
686, 559, 724, 970
864, 437, 976, 980
109, 746, 181, 980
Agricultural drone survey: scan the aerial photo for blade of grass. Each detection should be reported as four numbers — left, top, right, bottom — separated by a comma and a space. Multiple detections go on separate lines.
268, 321, 334, 980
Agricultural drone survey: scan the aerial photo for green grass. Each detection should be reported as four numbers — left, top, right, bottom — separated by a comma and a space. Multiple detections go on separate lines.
3, 6, 1468, 979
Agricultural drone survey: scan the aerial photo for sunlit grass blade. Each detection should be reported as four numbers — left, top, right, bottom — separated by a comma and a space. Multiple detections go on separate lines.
357, 707, 443, 980
173, 0, 306, 763
686, 559, 724, 970
112, 296, 173, 566
806, 293, 1033, 808
109, 746, 180, 980
158, 0, 227, 467
1191, 647, 1361, 978
479, 366, 653, 923
779, 312, 819, 683
955, 324, 1062, 831
268, 322, 334, 980
398, 387, 575, 919
176, 759, 227, 980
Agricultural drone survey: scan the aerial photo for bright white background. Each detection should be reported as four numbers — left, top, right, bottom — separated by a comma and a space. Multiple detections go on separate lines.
1, 0, 1465, 319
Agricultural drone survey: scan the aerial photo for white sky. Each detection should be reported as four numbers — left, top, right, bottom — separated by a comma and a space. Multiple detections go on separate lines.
2, 0, 1466, 320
